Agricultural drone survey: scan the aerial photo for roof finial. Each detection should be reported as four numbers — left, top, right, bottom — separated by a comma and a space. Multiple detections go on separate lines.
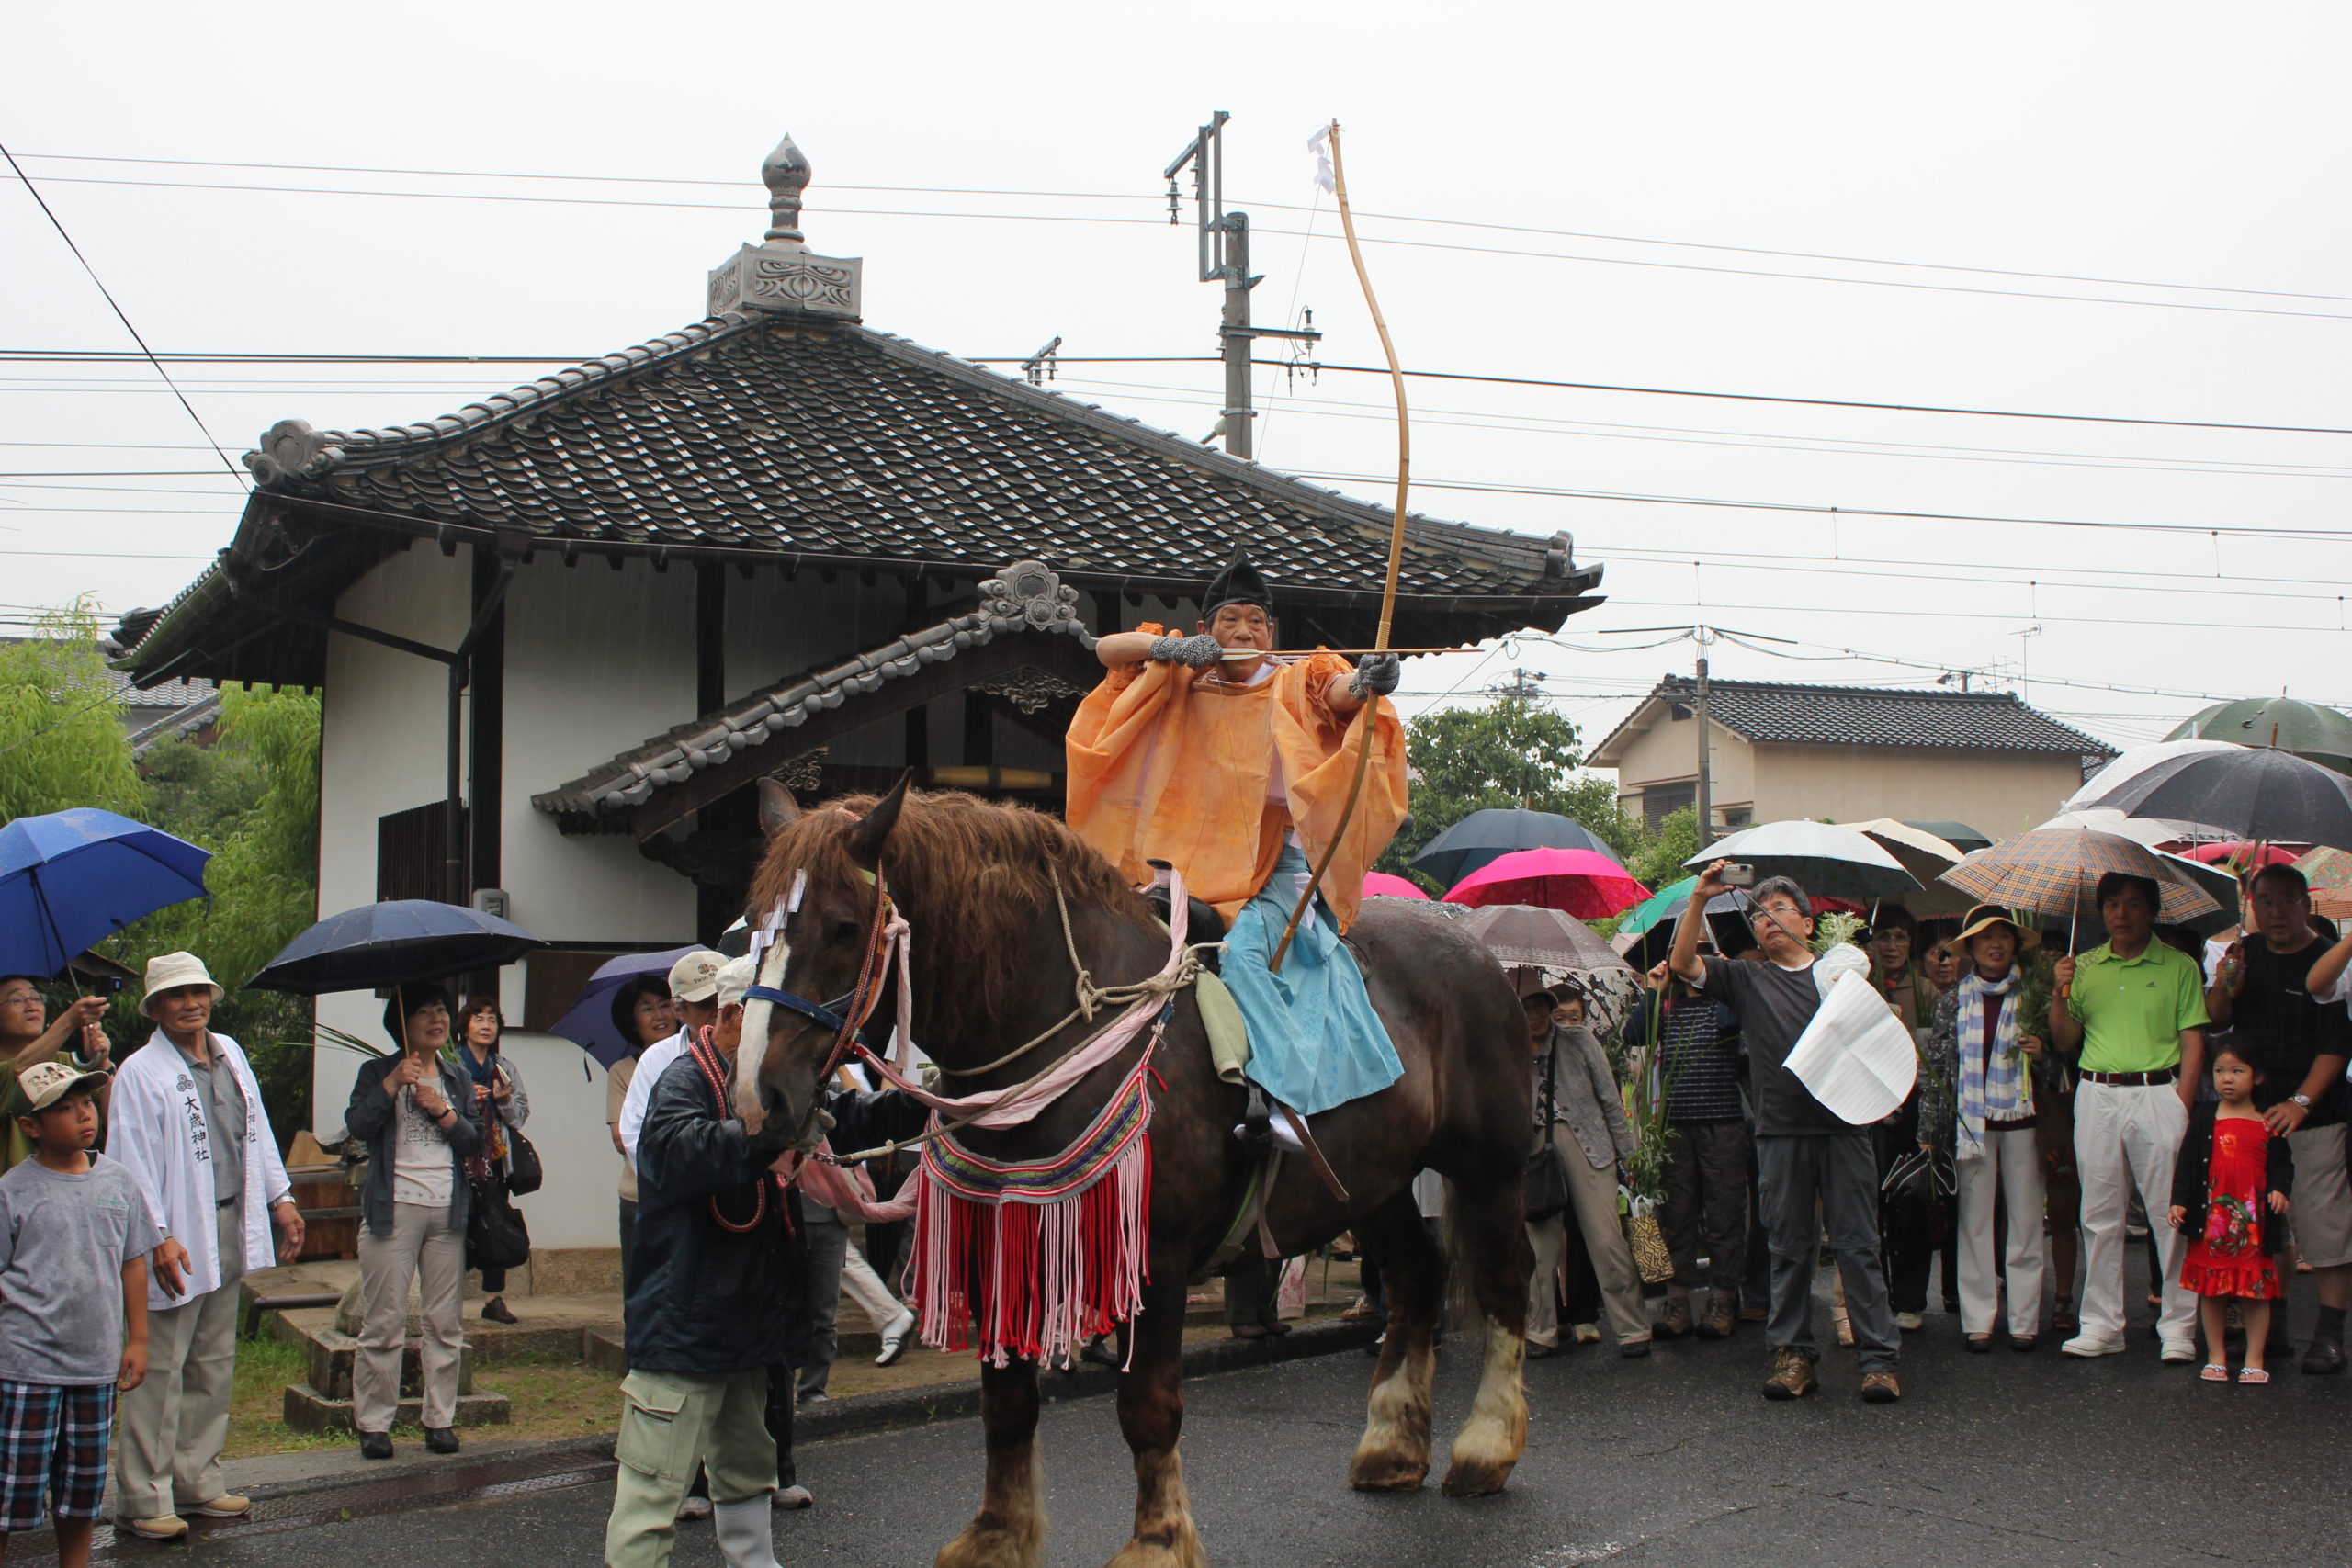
762, 133, 812, 243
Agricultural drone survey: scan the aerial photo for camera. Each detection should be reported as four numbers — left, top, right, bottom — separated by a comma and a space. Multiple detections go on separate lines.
1719, 863, 1756, 887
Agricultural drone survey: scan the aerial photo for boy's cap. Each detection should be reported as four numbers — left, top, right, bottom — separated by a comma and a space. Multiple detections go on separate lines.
667, 951, 727, 1004
16, 1060, 107, 1113
713, 954, 759, 1009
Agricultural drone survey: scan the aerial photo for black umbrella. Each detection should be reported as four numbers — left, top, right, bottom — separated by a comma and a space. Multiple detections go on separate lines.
1410, 807, 1624, 886
2087, 746, 2352, 852
248, 899, 546, 996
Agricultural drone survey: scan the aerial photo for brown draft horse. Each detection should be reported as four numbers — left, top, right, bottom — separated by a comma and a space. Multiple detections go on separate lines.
737, 780, 1534, 1568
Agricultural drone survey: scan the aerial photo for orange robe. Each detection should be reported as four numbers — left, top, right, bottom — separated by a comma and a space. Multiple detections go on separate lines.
1065, 640, 1408, 931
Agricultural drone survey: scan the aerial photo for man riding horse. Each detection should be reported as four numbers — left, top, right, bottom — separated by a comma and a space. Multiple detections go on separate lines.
1067, 549, 1408, 1122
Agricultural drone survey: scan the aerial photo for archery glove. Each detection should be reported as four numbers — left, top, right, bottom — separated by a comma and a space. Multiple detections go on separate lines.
1350, 652, 1401, 697
1148, 633, 1225, 669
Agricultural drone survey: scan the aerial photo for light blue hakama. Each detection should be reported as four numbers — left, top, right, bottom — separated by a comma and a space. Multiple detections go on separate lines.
1219, 842, 1404, 1117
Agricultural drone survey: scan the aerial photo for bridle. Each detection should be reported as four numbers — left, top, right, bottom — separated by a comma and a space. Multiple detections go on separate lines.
744, 862, 896, 1090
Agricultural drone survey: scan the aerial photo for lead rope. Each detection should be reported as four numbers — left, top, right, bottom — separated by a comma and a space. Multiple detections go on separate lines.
687, 1028, 780, 1234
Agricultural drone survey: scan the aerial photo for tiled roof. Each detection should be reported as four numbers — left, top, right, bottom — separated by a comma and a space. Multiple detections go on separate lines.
534, 560, 1094, 819
111, 313, 1600, 688
1590, 675, 2117, 764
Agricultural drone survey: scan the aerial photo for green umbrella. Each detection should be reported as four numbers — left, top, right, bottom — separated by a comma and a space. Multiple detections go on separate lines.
1615, 874, 1697, 938
2167, 697, 2352, 775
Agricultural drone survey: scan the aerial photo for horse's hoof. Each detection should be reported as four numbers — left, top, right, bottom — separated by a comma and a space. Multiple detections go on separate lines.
1346, 1460, 1429, 1493
937, 1521, 1046, 1568
1105, 1528, 1208, 1568
1439, 1459, 1516, 1498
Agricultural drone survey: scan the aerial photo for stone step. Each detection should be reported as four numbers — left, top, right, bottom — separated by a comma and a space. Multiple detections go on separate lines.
300, 1326, 476, 1402
281, 1382, 509, 1436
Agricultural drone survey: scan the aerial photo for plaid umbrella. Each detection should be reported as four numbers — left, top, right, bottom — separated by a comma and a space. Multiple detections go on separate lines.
1452, 904, 1632, 974
2296, 846, 2352, 920
1939, 828, 2220, 926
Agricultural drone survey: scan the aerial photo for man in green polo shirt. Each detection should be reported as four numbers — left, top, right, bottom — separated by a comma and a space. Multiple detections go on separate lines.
2048, 872, 2207, 1363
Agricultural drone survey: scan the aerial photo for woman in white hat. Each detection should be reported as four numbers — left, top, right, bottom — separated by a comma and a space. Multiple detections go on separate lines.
1920, 907, 2050, 1352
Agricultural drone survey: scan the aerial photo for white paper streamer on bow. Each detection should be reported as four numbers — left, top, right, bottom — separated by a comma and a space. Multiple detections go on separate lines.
1306, 125, 1336, 193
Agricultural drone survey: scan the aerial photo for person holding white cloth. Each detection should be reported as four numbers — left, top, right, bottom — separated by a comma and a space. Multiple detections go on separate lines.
107, 953, 302, 1542
1920, 908, 2049, 1352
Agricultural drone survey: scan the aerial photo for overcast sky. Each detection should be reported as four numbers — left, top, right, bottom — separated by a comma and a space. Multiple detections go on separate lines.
6, 1, 2349, 756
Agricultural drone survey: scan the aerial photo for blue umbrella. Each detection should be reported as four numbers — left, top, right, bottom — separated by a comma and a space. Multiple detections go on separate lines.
550, 946, 702, 1068
247, 900, 544, 996
0, 808, 211, 980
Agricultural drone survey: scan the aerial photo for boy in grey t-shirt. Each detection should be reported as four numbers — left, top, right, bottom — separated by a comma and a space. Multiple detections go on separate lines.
0, 1061, 157, 1565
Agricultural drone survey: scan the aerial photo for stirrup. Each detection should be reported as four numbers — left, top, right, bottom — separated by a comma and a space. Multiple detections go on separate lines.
1238, 1081, 1273, 1149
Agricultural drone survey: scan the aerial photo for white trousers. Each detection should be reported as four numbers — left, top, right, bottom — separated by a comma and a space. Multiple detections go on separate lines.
840, 1239, 903, 1330
1955, 1126, 2047, 1337
2075, 1081, 2196, 1349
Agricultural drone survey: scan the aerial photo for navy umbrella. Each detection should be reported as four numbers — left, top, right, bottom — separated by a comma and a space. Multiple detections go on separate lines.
247, 900, 545, 997
0, 808, 211, 980
550, 946, 703, 1068
2089, 746, 2352, 852
1410, 807, 1625, 886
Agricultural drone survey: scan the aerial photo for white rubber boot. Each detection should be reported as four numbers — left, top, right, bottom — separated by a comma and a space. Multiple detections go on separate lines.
713, 1497, 781, 1568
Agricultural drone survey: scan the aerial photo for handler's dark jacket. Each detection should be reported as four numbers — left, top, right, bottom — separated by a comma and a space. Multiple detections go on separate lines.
627, 1051, 922, 1375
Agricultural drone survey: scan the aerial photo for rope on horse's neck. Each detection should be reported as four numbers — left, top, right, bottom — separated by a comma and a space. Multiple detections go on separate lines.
930, 866, 1213, 1080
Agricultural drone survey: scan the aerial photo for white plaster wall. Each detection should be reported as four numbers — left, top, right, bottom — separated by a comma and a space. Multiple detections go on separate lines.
313, 543, 471, 1136
722, 569, 909, 705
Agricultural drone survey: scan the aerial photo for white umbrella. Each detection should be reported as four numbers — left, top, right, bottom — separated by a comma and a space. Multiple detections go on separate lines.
2063, 739, 2237, 815
1684, 819, 1920, 900
1834, 819, 1975, 918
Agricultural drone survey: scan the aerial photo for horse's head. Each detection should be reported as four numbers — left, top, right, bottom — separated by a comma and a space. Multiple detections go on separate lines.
734, 773, 908, 1141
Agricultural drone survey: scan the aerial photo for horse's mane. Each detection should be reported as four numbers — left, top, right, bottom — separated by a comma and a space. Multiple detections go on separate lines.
747, 791, 1152, 1037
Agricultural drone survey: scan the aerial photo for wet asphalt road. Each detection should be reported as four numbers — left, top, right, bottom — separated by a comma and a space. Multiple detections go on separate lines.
123, 1269, 2352, 1568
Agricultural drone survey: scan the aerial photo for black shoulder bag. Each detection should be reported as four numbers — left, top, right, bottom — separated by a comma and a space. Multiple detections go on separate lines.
1525, 1042, 1572, 1223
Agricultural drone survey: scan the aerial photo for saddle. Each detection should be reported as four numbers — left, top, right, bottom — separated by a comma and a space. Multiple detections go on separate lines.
1143, 864, 1224, 976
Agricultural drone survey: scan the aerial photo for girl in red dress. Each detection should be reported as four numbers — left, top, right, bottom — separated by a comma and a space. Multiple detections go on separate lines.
2168, 1043, 2295, 1384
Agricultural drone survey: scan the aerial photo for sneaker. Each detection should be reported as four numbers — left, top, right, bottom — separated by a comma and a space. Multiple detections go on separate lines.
1617, 1337, 1652, 1359
1570, 1322, 1602, 1346
874, 1306, 917, 1367
677, 1495, 713, 1522
2160, 1340, 2199, 1366
774, 1484, 815, 1510
1739, 1303, 1769, 1323
1697, 1293, 1737, 1340
1860, 1371, 1902, 1404
185, 1495, 251, 1518
2301, 1337, 2346, 1375
1080, 1335, 1123, 1370
119, 1515, 191, 1541
1525, 1341, 1565, 1359
800, 1389, 831, 1404
424, 1426, 460, 1454
1654, 1295, 1695, 1339
1761, 1347, 1816, 1401
358, 1430, 394, 1460
1895, 1311, 1926, 1332
2062, 1334, 2126, 1358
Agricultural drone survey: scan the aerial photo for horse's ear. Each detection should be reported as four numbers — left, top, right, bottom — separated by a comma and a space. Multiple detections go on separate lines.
849, 770, 913, 870
757, 776, 802, 837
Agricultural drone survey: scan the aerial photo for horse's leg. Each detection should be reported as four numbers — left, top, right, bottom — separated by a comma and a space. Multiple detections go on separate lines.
936, 1357, 1047, 1568
1106, 1279, 1207, 1568
1348, 1192, 1441, 1491
1439, 1167, 1532, 1498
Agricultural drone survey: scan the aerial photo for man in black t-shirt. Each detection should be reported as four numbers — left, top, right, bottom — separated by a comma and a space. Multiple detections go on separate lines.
1671, 862, 1903, 1404
2208, 863, 2352, 1373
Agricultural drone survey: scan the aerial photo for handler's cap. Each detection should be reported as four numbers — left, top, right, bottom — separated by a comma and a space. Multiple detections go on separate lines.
16, 1059, 108, 1113
667, 950, 726, 1004
1201, 547, 1273, 616
713, 954, 759, 1009
1941, 904, 2041, 957
140, 951, 223, 1013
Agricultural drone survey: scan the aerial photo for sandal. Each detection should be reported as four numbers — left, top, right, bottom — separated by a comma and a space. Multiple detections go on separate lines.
2199, 1363, 2230, 1382
2239, 1366, 2271, 1384
1831, 1304, 1854, 1348
2051, 1298, 2079, 1336
1964, 1334, 1992, 1353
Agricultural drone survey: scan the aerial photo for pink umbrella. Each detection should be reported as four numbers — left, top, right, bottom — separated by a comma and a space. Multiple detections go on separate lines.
1363, 872, 1431, 900
2177, 840, 2298, 870
1442, 848, 1652, 919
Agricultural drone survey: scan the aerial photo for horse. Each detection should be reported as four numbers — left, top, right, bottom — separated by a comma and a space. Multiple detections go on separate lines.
736, 777, 1535, 1568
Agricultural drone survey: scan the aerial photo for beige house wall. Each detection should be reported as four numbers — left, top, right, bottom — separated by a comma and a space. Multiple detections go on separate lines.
1611, 727, 2085, 841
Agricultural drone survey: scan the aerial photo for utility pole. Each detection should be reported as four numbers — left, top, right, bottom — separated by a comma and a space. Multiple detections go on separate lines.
1693, 641, 1714, 851
1164, 113, 1321, 459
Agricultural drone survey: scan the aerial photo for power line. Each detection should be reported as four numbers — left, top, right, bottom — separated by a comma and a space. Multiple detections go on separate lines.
0, 146, 246, 486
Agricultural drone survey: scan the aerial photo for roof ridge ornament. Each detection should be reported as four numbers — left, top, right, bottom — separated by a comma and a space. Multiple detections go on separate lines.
708, 130, 864, 321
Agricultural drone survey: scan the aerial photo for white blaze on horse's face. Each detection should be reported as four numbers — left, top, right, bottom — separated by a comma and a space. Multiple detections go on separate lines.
734, 934, 791, 1134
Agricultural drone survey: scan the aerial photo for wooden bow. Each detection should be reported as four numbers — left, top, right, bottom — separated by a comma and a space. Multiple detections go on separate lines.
1270, 119, 1410, 972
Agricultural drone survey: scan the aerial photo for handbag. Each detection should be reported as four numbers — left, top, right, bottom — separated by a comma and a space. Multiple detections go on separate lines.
1624, 1200, 1676, 1285
1525, 1045, 1573, 1223
467, 1181, 533, 1273
503, 1125, 543, 1196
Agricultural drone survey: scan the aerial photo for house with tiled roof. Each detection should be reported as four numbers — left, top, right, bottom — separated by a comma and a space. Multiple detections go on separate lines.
106, 132, 1604, 1255
1589, 675, 2116, 840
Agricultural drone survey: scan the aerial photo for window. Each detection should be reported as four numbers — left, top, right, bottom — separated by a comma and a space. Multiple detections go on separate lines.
377, 801, 462, 904
1642, 782, 1695, 829
1721, 807, 1753, 829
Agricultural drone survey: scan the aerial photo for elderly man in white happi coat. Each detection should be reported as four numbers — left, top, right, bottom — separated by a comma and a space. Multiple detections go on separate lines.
107, 953, 303, 1542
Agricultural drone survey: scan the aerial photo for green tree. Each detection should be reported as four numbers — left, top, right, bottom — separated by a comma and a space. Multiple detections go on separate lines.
1378, 697, 1643, 889
0, 601, 143, 821
1628, 806, 1699, 891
